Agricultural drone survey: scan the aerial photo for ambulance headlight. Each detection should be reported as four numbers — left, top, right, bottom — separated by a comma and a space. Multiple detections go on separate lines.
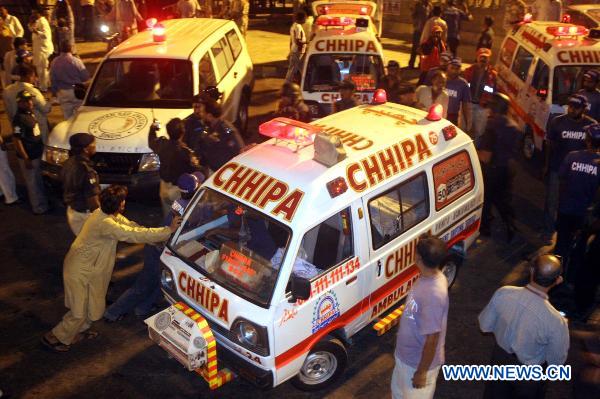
236, 321, 258, 346
161, 267, 174, 291
44, 146, 69, 165
139, 152, 160, 172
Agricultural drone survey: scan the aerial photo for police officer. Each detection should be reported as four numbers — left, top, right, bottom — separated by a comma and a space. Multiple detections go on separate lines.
149, 118, 200, 217
543, 94, 597, 242
554, 124, 600, 277
478, 93, 520, 241
275, 81, 311, 122
61, 133, 100, 235
333, 79, 358, 114
196, 96, 245, 172
578, 69, 600, 122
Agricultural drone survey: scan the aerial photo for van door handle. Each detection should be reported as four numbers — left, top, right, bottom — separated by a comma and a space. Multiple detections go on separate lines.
346, 275, 357, 285
233, 72, 238, 78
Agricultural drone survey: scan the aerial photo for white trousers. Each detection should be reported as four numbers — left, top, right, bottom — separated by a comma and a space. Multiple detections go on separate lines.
57, 89, 83, 120
391, 356, 441, 399
34, 53, 50, 92
0, 147, 19, 204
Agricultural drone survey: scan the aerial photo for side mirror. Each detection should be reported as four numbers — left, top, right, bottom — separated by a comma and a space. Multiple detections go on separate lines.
74, 83, 87, 100
288, 276, 311, 303
536, 88, 548, 99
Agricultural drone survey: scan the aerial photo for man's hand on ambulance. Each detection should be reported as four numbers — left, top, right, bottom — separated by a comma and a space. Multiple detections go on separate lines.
170, 216, 183, 232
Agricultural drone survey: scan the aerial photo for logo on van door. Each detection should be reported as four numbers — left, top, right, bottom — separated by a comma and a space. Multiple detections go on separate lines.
88, 111, 148, 140
312, 292, 341, 333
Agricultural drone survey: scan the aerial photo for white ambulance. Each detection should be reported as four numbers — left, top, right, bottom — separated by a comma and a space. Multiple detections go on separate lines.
301, 2, 385, 119
145, 94, 484, 391
495, 20, 599, 159
42, 18, 253, 187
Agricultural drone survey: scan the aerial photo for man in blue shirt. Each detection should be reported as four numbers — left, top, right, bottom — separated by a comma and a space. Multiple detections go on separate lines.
555, 124, 600, 276
543, 94, 597, 242
49, 41, 90, 119
578, 69, 600, 122
445, 57, 471, 128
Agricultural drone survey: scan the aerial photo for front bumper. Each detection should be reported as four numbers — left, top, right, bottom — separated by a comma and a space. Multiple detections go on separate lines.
161, 287, 273, 389
42, 160, 160, 188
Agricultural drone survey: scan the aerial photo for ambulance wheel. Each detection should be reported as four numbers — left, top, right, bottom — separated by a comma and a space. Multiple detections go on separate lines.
292, 336, 348, 391
236, 89, 250, 136
441, 255, 461, 288
522, 129, 536, 160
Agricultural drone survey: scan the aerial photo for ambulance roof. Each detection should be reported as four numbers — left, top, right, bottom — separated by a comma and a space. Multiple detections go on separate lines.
109, 18, 229, 60
207, 102, 473, 229
512, 21, 600, 65
308, 26, 382, 54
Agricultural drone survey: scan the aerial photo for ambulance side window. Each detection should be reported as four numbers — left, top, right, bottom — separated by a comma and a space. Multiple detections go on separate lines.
531, 60, 549, 91
511, 46, 534, 82
289, 208, 354, 283
500, 38, 518, 68
226, 29, 243, 59
368, 173, 429, 250
211, 37, 235, 82
198, 53, 217, 91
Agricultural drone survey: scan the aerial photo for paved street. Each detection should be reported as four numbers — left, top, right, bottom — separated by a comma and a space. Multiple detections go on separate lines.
0, 26, 598, 399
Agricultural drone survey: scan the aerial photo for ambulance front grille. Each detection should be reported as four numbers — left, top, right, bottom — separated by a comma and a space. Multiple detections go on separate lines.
92, 153, 142, 175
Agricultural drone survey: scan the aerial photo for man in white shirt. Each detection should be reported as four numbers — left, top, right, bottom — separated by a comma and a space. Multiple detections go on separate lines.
0, 7, 24, 38
176, 0, 202, 18
28, 10, 54, 92
285, 11, 307, 82
2, 36, 26, 88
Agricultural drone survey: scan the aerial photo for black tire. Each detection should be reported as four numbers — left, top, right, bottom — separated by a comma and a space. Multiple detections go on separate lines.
236, 88, 250, 136
441, 254, 462, 288
291, 336, 348, 391
522, 127, 536, 161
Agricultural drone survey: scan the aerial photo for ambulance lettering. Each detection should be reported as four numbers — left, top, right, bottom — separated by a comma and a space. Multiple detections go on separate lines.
314, 39, 378, 53
384, 238, 418, 279
370, 273, 420, 318
311, 257, 360, 295
440, 214, 479, 243
178, 271, 229, 323
557, 50, 600, 64
321, 92, 371, 103
313, 124, 373, 150
346, 134, 433, 191
212, 162, 304, 222
233, 346, 262, 364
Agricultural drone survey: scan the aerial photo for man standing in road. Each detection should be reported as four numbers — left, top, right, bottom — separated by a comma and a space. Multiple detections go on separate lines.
0, 6, 24, 39
50, 41, 90, 119
12, 90, 50, 215
81, 0, 96, 41
578, 70, 600, 122
420, 6, 447, 45
479, 254, 569, 398
445, 57, 471, 129
442, 0, 472, 56
463, 47, 497, 143
285, 11, 306, 82
28, 10, 54, 93
408, 0, 431, 70
543, 94, 597, 243
61, 133, 101, 236
391, 235, 448, 399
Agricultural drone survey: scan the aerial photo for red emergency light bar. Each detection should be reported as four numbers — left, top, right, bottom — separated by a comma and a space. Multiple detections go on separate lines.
371, 89, 387, 104
546, 25, 588, 37
317, 16, 354, 27
426, 104, 444, 121
259, 118, 319, 147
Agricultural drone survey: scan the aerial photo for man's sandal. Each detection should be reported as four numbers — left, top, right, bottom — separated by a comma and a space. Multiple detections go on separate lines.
41, 334, 70, 353
73, 330, 100, 343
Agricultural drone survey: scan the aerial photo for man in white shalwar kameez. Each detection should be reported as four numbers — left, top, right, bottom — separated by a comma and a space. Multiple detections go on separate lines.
28, 11, 53, 92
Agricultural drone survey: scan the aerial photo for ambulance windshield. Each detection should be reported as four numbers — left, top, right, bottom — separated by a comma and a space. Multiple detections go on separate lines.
304, 53, 383, 92
552, 65, 596, 106
86, 58, 193, 108
170, 189, 291, 306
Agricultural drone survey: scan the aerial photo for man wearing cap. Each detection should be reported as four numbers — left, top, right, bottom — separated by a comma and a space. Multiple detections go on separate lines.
445, 57, 471, 129
543, 94, 597, 243
554, 123, 600, 276
3, 65, 52, 143
12, 90, 49, 215
420, 5, 447, 45
333, 79, 359, 114
578, 70, 600, 122
464, 47, 497, 142
149, 117, 201, 217
183, 93, 209, 156
479, 254, 569, 398
442, 0, 472, 56
379, 60, 403, 104
419, 26, 447, 83
408, 0, 432, 70
50, 41, 90, 119
61, 133, 100, 235
420, 51, 452, 87
104, 172, 204, 322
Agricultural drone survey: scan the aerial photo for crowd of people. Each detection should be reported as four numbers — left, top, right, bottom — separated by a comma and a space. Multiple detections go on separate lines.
0, 1, 598, 398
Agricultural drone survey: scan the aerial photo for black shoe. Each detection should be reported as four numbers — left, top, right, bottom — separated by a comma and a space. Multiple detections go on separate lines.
479, 226, 491, 237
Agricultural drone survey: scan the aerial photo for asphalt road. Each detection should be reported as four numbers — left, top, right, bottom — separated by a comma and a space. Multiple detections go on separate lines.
0, 29, 598, 399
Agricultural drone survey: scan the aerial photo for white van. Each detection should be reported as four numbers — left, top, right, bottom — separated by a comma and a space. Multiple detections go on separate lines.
145, 95, 484, 391
495, 20, 599, 159
301, 2, 385, 119
42, 18, 253, 187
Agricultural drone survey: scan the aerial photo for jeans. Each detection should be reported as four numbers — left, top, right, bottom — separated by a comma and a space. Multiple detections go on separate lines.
104, 245, 162, 321
391, 356, 440, 399
57, 89, 83, 120
408, 29, 421, 68
481, 165, 515, 233
285, 52, 303, 82
543, 171, 560, 236
0, 147, 18, 204
17, 158, 48, 214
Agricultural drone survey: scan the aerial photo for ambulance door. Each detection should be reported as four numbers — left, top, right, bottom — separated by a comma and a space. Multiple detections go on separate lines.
363, 171, 431, 322
527, 58, 551, 150
209, 35, 238, 122
509, 45, 536, 126
273, 203, 369, 382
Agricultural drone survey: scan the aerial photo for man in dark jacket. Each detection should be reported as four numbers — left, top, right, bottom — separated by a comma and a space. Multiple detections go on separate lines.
333, 79, 359, 113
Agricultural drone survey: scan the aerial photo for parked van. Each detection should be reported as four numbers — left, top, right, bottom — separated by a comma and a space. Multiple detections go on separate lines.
42, 18, 253, 187
495, 20, 599, 158
145, 94, 484, 391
